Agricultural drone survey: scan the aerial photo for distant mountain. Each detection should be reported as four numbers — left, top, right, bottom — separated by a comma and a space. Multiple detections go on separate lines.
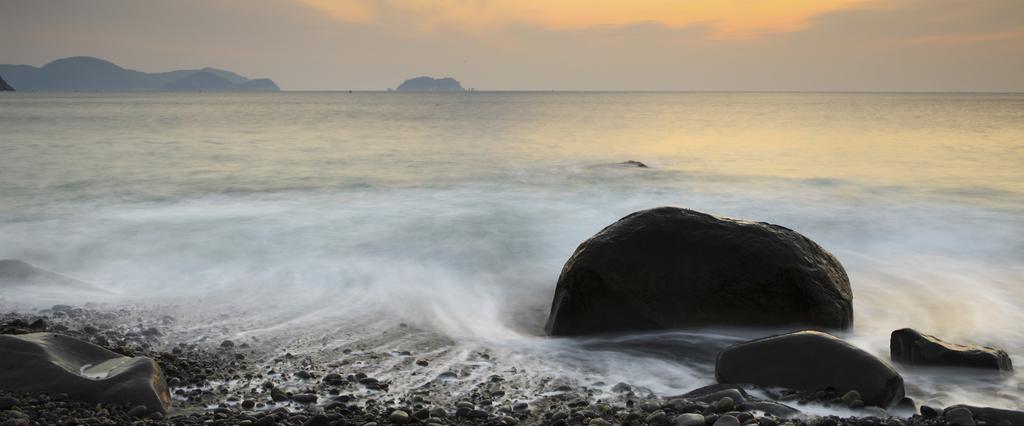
159, 71, 279, 92
0, 75, 13, 91
0, 56, 280, 92
396, 76, 465, 92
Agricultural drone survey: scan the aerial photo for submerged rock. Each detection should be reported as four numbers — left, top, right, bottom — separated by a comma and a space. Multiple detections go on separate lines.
675, 384, 799, 418
0, 333, 171, 413
946, 405, 1024, 426
890, 328, 1013, 371
715, 330, 905, 408
0, 259, 106, 292
544, 207, 852, 335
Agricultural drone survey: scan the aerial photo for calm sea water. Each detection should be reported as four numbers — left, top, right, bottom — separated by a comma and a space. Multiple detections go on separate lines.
1, 92, 1023, 408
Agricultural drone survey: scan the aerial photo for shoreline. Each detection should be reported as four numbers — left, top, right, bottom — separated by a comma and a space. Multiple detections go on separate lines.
2, 304, 1021, 425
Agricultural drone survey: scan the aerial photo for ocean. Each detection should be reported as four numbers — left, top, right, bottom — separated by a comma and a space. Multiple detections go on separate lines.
1, 92, 1022, 410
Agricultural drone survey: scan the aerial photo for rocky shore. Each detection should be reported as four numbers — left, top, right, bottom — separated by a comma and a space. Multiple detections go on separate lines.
2, 207, 1021, 425
2, 304, 1020, 426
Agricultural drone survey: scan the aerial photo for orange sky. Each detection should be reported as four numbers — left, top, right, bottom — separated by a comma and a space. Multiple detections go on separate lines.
297, 0, 870, 38
1, 0, 1022, 90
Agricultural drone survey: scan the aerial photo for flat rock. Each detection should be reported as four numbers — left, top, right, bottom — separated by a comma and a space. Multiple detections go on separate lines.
0, 333, 170, 413
890, 328, 1012, 371
715, 330, 905, 408
544, 207, 852, 335
946, 405, 1024, 426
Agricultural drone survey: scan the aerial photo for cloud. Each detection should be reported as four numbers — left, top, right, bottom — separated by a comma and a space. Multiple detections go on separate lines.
295, 0, 870, 39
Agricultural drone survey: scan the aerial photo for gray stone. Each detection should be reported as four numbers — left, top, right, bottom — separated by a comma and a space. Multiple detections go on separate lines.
389, 410, 411, 424
714, 415, 741, 426
675, 413, 706, 426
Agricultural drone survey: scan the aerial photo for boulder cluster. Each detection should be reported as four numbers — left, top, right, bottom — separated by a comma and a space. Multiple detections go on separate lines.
545, 207, 1017, 416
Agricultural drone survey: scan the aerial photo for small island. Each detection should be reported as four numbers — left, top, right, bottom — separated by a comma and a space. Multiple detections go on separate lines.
0, 74, 13, 91
395, 76, 465, 92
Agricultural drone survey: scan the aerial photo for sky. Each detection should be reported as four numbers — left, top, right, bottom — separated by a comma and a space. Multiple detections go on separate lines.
1, 0, 1022, 91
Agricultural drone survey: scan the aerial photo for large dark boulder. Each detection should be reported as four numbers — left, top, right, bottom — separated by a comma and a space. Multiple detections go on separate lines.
890, 328, 1012, 372
716, 331, 905, 408
544, 207, 852, 335
0, 333, 171, 413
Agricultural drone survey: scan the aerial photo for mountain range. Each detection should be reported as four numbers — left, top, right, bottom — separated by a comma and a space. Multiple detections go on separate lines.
0, 57, 279, 92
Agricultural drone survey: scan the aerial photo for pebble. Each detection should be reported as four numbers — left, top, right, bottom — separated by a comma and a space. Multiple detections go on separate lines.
920, 406, 939, 419
715, 396, 735, 412
714, 414, 741, 426
389, 409, 410, 424
589, 419, 613, 426
254, 415, 277, 426
676, 413, 705, 426
0, 396, 19, 410
646, 410, 669, 425
291, 393, 317, 404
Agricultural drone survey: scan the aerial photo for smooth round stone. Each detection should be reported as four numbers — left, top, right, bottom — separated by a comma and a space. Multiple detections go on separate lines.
389, 409, 411, 424
713, 415, 741, 426
675, 413, 706, 426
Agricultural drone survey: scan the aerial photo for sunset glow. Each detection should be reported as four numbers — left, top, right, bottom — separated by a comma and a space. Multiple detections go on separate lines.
297, 0, 870, 38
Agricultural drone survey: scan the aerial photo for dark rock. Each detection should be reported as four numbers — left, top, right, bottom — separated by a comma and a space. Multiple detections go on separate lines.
676, 384, 798, 418
27, 318, 47, 330
676, 413, 706, 426
220, 340, 235, 348
945, 407, 977, 426
389, 409, 411, 424
621, 160, 649, 168
0, 333, 170, 413
544, 207, 852, 335
302, 414, 329, 426
714, 415, 741, 426
647, 410, 670, 425
890, 328, 1012, 371
921, 406, 939, 419
715, 330, 904, 408
291, 393, 317, 404
946, 405, 1024, 426
0, 396, 18, 409
254, 415, 277, 426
